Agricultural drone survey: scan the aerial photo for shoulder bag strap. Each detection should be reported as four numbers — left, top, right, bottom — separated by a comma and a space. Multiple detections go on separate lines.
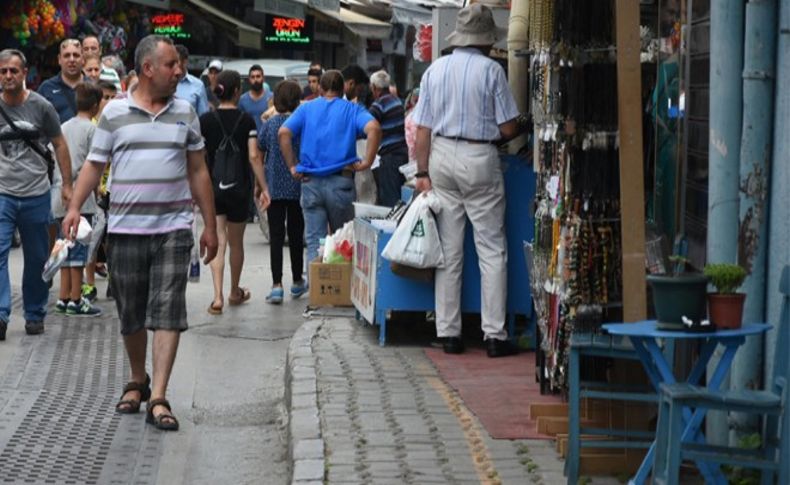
0, 101, 54, 164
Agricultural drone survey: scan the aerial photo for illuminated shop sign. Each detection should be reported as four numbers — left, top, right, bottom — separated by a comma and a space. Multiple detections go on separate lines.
151, 13, 191, 39
264, 16, 313, 49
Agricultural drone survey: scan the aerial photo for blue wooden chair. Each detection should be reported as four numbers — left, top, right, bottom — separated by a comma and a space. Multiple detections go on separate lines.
653, 265, 790, 485
565, 332, 657, 484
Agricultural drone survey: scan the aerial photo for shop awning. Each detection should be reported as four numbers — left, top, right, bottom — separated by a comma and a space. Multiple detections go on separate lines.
176, 0, 262, 49
390, 0, 431, 25
318, 7, 392, 39
392, 0, 462, 8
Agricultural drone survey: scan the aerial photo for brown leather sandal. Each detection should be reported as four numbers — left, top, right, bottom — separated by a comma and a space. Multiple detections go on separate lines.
228, 287, 251, 306
207, 301, 223, 315
146, 398, 180, 431
116, 374, 151, 414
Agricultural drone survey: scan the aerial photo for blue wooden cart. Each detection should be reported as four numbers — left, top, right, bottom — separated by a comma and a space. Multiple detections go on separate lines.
351, 154, 536, 346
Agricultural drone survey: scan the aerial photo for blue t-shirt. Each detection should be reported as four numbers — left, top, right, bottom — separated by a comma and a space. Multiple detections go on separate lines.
283, 97, 373, 177
38, 74, 77, 123
239, 91, 272, 132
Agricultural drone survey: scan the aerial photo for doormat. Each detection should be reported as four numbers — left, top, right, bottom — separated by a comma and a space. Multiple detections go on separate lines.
424, 348, 562, 439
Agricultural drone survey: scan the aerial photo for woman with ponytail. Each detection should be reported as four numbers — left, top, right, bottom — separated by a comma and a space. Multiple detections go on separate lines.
199, 70, 268, 314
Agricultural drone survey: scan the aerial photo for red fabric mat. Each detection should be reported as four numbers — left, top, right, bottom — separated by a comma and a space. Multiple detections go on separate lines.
424, 348, 562, 439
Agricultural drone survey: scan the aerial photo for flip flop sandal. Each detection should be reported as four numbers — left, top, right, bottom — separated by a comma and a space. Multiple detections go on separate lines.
146, 398, 180, 431
116, 374, 151, 414
207, 301, 223, 315
228, 287, 251, 306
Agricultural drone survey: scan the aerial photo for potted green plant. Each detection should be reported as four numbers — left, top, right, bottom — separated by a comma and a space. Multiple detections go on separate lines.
647, 255, 709, 330
703, 263, 747, 329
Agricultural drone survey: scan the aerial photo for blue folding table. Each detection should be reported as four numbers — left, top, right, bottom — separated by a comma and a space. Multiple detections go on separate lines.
602, 320, 771, 485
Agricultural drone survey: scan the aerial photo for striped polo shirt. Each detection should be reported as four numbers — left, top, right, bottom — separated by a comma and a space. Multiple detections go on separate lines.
369, 93, 406, 155
412, 47, 519, 141
86, 90, 204, 235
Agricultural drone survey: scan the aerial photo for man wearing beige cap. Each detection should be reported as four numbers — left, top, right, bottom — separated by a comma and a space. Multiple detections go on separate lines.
412, 3, 521, 357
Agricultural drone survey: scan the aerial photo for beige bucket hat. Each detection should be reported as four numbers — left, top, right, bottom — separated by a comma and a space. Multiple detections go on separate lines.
445, 3, 506, 48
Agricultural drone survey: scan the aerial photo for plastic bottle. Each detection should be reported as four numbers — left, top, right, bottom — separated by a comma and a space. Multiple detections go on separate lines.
188, 244, 200, 282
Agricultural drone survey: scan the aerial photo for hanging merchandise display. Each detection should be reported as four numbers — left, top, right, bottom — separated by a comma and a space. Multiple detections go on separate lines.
413, 24, 432, 63
528, 0, 625, 392
2, 0, 67, 47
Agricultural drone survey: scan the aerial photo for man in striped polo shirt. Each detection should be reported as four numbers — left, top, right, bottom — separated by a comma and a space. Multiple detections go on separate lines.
369, 70, 408, 207
63, 35, 218, 431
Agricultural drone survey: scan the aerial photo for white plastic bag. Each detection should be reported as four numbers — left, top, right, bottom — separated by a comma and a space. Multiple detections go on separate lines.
87, 211, 106, 263
381, 192, 444, 269
255, 198, 270, 243
42, 239, 73, 282
75, 216, 93, 245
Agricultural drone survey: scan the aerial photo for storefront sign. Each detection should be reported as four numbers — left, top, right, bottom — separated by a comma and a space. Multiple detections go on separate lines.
264, 16, 313, 48
351, 221, 378, 324
151, 13, 191, 39
254, 0, 305, 20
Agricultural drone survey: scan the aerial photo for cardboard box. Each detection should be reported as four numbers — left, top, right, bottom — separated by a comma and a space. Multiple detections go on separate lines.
309, 260, 352, 307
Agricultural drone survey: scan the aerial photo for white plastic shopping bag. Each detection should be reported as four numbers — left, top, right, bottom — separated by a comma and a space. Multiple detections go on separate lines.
381, 191, 444, 269
87, 210, 106, 263
42, 239, 73, 282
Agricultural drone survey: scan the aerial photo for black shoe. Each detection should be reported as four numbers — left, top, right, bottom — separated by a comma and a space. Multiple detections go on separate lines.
0, 321, 7, 341
486, 339, 518, 358
24, 320, 44, 335
106, 284, 114, 300
442, 336, 465, 354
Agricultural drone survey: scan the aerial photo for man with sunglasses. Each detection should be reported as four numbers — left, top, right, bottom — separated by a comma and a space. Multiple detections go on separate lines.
0, 49, 74, 339
38, 38, 85, 123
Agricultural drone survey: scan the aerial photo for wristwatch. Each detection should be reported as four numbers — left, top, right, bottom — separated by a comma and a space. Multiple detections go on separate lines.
415, 171, 430, 178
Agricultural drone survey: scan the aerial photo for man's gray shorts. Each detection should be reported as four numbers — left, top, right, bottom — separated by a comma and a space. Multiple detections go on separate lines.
108, 230, 193, 335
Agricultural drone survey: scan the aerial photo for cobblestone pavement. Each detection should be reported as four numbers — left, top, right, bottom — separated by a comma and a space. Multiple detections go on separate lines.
291, 316, 622, 485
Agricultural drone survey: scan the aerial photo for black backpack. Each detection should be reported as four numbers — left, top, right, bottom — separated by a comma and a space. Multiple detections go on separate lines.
210, 111, 246, 195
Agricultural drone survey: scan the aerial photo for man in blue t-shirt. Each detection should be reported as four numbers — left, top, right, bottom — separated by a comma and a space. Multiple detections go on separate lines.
238, 64, 272, 132
278, 70, 382, 266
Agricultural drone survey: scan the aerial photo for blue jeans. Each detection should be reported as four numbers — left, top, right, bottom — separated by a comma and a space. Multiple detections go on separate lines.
0, 192, 51, 324
301, 174, 356, 266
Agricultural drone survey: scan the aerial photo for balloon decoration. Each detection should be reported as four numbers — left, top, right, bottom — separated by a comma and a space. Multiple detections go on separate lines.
1, 0, 67, 47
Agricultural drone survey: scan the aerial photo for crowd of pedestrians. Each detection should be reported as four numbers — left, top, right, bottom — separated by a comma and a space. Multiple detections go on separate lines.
0, 33, 391, 431
0, 1, 521, 433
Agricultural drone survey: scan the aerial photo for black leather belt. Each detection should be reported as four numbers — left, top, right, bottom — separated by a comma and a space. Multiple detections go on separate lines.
437, 134, 497, 145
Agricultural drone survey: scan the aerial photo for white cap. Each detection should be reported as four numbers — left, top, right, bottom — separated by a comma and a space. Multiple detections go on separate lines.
208, 59, 223, 71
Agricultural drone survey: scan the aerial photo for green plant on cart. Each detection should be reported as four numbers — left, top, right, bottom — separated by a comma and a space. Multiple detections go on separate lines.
722, 433, 762, 485
703, 263, 747, 294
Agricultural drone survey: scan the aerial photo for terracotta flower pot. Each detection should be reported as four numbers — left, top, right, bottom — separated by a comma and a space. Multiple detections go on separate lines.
707, 293, 746, 329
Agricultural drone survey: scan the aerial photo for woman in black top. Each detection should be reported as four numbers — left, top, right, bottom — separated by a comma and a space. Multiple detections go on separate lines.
199, 70, 268, 314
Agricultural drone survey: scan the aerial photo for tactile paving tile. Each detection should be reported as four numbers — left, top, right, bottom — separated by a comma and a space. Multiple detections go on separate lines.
0, 304, 163, 484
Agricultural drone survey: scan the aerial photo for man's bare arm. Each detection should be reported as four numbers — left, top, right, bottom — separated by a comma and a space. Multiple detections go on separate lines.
354, 120, 382, 171
187, 150, 218, 264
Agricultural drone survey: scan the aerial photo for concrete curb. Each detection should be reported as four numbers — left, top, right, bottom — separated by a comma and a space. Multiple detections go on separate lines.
285, 319, 325, 485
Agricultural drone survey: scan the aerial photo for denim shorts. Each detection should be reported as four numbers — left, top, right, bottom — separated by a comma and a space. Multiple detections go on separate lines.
107, 229, 193, 335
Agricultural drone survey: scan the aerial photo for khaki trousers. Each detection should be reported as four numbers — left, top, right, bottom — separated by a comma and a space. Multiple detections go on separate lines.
430, 136, 508, 341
